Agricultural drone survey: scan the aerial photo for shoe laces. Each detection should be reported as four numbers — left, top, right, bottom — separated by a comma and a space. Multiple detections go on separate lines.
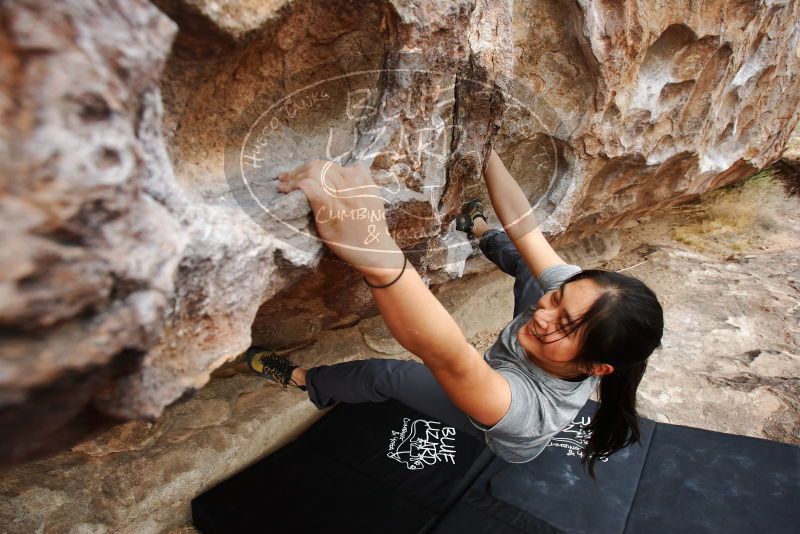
258, 353, 296, 389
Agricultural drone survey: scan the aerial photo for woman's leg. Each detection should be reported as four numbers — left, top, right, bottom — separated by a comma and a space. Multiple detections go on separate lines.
476, 222, 546, 317
298, 358, 483, 440
476, 224, 520, 277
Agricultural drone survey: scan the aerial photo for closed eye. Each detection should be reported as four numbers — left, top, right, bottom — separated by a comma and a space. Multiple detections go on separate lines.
554, 287, 569, 333
528, 287, 576, 340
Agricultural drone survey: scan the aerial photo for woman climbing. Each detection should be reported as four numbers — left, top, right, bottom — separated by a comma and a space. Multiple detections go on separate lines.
247, 149, 664, 477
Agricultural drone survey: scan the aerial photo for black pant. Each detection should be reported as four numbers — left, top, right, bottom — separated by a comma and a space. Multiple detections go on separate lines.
304, 229, 546, 436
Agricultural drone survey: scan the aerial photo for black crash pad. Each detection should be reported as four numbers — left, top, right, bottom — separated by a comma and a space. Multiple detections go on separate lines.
192, 399, 799, 534
623, 422, 800, 534
431, 488, 563, 534
473, 401, 800, 534
475, 400, 657, 534
191, 399, 494, 534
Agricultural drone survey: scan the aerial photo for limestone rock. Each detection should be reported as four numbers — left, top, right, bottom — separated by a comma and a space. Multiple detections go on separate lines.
0, 0, 185, 463
557, 229, 621, 268
778, 121, 800, 194
784, 122, 800, 164
1, 0, 799, 471
502, 0, 800, 241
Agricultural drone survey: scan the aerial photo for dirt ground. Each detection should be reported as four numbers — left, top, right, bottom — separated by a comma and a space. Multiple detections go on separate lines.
603, 173, 799, 444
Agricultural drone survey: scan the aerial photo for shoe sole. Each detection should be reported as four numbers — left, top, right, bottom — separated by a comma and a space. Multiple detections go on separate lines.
246, 347, 307, 391
246, 347, 273, 376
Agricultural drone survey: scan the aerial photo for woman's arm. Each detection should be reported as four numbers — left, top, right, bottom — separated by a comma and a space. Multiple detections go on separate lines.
365, 260, 512, 427
278, 160, 512, 427
484, 149, 566, 279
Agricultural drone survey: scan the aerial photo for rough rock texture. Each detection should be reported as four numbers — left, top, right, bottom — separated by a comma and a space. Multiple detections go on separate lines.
0, 0, 188, 464
783, 121, 800, 164
1, 0, 799, 472
637, 246, 800, 442
778, 121, 800, 193
0, 0, 513, 465
603, 188, 800, 445
537, 0, 800, 243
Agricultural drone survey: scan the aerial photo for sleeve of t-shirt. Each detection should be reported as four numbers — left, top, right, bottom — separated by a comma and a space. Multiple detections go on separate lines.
537, 263, 582, 293
467, 367, 543, 440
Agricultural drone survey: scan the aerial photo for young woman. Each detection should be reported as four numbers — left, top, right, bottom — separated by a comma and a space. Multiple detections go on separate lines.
248, 150, 664, 477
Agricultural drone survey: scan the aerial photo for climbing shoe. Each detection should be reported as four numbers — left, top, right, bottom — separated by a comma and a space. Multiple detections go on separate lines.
455, 199, 488, 237
246, 347, 307, 391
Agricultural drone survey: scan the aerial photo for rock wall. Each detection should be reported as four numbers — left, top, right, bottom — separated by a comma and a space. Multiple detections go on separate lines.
1, 0, 799, 470
778, 121, 800, 193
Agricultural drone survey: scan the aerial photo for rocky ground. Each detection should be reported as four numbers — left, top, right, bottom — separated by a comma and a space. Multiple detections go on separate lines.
606, 172, 799, 444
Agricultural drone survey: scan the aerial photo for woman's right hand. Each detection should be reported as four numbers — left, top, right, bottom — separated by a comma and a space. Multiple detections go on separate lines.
278, 160, 405, 276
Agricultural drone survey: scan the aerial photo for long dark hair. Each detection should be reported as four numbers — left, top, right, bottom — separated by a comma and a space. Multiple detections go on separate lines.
559, 269, 663, 478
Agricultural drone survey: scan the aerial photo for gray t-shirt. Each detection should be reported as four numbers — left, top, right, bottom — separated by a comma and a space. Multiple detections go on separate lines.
468, 263, 600, 463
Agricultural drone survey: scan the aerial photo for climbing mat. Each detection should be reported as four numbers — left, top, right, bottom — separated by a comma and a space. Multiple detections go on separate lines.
191, 399, 504, 533
192, 399, 800, 534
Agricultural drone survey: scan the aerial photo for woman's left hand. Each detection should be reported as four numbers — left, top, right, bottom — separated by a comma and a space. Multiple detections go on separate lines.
278, 160, 404, 276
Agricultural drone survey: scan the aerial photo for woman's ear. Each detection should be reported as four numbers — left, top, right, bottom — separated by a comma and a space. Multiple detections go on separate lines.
590, 363, 615, 376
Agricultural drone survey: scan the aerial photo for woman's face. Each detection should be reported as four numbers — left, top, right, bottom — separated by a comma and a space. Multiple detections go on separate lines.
518, 278, 605, 366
